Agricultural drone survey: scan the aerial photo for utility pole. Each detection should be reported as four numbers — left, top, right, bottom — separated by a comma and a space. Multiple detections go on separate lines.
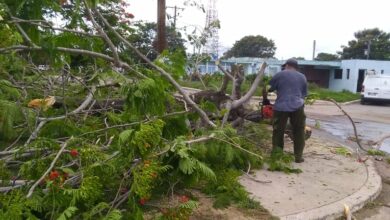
365, 40, 371, 60
156, 0, 167, 53
167, 5, 184, 31
312, 40, 316, 60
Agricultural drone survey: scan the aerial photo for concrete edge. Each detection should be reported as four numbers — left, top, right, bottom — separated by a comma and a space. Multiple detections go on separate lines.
279, 159, 382, 220
342, 99, 361, 105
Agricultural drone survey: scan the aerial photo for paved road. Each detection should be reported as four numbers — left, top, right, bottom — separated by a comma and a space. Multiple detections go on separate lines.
305, 101, 390, 153
182, 87, 390, 152
306, 101, 390, 124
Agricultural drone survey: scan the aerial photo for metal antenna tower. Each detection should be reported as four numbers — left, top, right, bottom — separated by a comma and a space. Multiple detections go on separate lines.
203, 0, 219, 59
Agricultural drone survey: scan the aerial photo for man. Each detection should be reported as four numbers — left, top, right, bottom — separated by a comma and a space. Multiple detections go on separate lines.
269, 58, 307, 163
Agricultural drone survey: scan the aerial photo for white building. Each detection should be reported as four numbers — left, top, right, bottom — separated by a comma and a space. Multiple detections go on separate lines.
197, 58, 390, 93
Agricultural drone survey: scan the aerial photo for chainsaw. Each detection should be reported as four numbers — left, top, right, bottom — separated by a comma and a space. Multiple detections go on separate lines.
260, 89, 311, 140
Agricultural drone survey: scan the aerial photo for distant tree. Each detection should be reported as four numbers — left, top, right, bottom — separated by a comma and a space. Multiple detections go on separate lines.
338, 28, 390, 60
292, 57, 305, 60
223, 35, 276, 58
315, 53, 340, 61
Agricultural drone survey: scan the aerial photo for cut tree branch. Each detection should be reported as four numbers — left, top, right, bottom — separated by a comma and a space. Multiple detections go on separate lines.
10, 17, 101, 37
217, 63, 234, 80
26, 139, 71, 198
83, 0, 121, 66
231, 62, 267, 109
94, 10, 216, 128
0, 45, 130, 68
328, 99, 368, 152
24, 86, 96, 146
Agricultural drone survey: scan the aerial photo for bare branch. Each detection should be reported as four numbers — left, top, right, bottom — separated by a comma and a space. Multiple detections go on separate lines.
39, 86, 96, 121
23, 87, 96, 146
11, 17, 101, 37
231, 62, 267, 109
221, 101, 232, 127
26, 139, 71, 198
14, 22, 37, 47
0, 45, 128, 67
83, 0, 121, 66
217, 63, 233, 80
328, 99, 368, 152
94, 10, 216, 128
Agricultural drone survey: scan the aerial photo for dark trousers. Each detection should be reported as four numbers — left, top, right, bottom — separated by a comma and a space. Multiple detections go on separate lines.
272, 106, 306, 160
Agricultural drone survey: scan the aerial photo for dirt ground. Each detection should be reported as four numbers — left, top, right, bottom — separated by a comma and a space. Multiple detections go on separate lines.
191, 192, 277, 220
352, 160, 390, 219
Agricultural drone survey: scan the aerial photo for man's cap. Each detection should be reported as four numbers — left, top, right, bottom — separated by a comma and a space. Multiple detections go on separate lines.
282, 58, 298, 68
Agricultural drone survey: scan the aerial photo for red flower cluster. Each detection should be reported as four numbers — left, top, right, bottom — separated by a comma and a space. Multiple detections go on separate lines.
139, 198, 147, 206
70, 149, 79, 157
49, 170, 60, 180
262, 105, 273, 119
179, 195, 189, 203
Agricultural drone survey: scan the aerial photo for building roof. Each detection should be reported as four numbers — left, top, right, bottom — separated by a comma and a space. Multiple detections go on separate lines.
222, 57, 341, 68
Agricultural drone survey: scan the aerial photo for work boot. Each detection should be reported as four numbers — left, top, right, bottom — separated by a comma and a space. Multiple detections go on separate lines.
295, 158, 304, 163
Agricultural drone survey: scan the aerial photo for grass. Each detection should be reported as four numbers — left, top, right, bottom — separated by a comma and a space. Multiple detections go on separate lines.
367, 149, 387, 156
180, 77, 360, 103
308, 83, 361, 103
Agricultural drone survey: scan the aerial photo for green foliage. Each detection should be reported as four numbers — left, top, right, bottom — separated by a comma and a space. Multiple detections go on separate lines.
267, 150, 302, 174
57, 206, 78, 220
339, 28, 390, 60
40, 120, 82, 138
0, 1, 275, 219
119, 120, 165, 157
0, 100, 24, 140
202, 169, 256, 209
0, 161, 11, 185
315, 52, 340, 61
162, 115, 190, 140
0, 80, 21, 100
123, 79, 169, 117
156, 200, 199, 220
367, 149, 387, 156
155, 50, 187, 80
333, 147, 352, 157
308, 83, 360, 102
171, 137, 216, 180
223, 35, 276, 58
194, 126, 264, 171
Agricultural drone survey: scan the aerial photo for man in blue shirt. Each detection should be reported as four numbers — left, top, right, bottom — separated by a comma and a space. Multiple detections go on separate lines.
269, 58, 307, 163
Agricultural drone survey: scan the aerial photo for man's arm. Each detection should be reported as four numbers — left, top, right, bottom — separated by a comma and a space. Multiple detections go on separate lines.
268, 74, 278, 92
302, 79, 308, 97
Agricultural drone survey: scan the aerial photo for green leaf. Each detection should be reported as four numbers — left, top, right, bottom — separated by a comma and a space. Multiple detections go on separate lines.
56, 206, 78, 220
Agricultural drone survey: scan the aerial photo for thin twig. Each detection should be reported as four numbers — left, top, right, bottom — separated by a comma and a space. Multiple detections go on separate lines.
83, 1, 120, 66
26, 138, 72, 198
11, 17, 101, 37
221, 101, 232, 127
328, 99, 368, 152
241, 171, 272, 184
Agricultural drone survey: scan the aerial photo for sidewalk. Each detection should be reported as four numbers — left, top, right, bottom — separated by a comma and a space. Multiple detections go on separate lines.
239, 134, 382, 220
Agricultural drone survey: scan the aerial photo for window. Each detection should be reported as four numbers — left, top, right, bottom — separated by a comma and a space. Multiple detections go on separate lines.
334, 69, 343, 79
346, 69, 350, 79
381, 70, 384, 74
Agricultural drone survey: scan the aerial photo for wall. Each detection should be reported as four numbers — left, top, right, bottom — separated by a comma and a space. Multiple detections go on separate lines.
300, 66, 330, 88
329, 60, 390, 92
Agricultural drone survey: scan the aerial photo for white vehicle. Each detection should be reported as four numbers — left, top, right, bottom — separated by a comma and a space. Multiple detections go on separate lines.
361, 74, 390, 104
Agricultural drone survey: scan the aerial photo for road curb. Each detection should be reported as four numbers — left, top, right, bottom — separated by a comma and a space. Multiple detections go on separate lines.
342, 99, 361, 105
280, 159, 382, 220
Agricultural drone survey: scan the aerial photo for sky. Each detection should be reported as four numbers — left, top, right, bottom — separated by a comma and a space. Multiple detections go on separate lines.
128, 0, 390, 60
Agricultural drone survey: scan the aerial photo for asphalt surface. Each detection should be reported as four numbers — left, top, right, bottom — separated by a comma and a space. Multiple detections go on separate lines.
305, 101, 390, 153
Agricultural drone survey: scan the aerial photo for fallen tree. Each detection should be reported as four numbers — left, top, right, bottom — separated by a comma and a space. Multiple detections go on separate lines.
0, 1, 270, 219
